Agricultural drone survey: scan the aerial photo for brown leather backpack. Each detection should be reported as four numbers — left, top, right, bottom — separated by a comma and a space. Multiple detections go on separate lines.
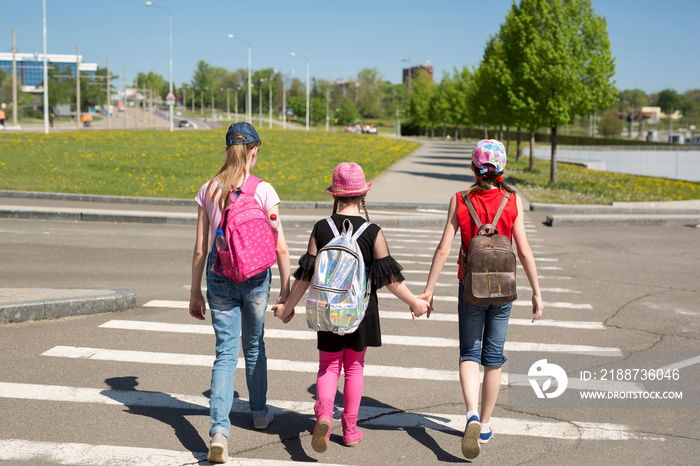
461, 191, 517, 305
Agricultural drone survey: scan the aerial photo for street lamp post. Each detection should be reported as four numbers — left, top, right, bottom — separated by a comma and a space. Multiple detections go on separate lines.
145, 1, 174, 132
227, 34, 252, 123
258, 78, 267, 127
235, 86, 240, 122
223, 88, 230, 120
42, 0, 49, 134
269, 70, 277, 129
201, 87, 205, 120
192, 87, 197, 114
211, 89, 215, 120
291, 52, 310, 130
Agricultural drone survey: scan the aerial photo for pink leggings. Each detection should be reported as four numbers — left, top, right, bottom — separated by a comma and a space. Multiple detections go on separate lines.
317, 348, 367, 416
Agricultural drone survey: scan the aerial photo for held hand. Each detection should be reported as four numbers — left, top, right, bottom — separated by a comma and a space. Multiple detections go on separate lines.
272, 303, 285, 320
417, 292, 434, 318
410, 298, 430, 319
531, 295, 544, 322
189, 293, 206, 320
283, 309, 295, 324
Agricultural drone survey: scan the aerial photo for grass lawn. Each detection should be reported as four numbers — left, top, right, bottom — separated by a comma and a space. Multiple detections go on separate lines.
0, 129, 419, 201
507, 154, 700, 204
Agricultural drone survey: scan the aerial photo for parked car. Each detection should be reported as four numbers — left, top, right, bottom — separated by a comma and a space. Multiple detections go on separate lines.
178, 119, 194, 128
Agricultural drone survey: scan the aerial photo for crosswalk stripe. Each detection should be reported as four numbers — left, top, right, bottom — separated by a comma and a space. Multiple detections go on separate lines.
0, 383, 659, 442
142, 301, 605, 329
41, 346, 458, 381
99, 320, 619, 354
376, 293, 593, 309
41, 346, 638, 390
0, 439, 345, 465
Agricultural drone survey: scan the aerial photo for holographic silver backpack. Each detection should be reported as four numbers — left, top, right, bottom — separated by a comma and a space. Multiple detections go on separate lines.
306, 218, 371, 335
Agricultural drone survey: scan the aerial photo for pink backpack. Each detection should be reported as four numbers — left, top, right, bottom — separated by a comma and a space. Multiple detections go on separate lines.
213, 175, 277, 283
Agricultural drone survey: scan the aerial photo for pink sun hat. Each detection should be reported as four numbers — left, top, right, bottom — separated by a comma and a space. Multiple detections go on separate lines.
327, 162, 372, 197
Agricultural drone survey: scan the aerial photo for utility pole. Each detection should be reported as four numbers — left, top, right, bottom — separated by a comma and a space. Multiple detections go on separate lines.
76, 45, 80, 128
12, 28, 18, 126
42, 0, 49, 134
325, 85, 329, 132
123, 67, 127, 129
106, 57, 111, 129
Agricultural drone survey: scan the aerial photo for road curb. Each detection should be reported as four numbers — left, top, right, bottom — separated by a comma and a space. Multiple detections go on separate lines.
544, 214, 700, 227
0, 288, 136, 324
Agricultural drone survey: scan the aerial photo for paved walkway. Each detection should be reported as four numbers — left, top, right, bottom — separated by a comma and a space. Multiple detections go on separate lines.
1, 137, 699, 323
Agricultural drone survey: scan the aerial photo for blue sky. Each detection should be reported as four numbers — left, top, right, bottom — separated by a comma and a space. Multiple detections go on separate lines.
2, 0, 699, 94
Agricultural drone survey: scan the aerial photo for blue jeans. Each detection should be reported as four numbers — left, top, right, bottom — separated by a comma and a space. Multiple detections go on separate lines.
458, 281, 512, 368
206, 249, 271, 437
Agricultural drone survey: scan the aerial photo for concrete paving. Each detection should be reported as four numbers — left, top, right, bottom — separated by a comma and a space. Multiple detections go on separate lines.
1, 137, 699, 323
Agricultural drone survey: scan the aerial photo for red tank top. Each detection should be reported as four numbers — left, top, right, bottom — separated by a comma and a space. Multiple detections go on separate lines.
456, 189, 518, 280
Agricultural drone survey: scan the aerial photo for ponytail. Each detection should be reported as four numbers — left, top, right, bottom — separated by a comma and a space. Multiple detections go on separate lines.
207, 136, 259, 211
467, 163, 516, 196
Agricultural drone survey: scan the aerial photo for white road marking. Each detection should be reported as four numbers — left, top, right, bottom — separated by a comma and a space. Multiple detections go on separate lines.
99, 320, 617, 354
0, 385, 659, 443
0, 439, 345, 465
42, 346, 458, 381
376, 293, 593, 309
142, 301, 604, 329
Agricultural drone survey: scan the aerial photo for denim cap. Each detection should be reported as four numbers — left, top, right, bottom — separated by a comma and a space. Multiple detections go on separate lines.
472, 139, 507, 174
226, 122, 261, 146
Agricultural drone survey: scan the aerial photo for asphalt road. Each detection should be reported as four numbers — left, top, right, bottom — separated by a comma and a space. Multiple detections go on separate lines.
0, 215, 698, 465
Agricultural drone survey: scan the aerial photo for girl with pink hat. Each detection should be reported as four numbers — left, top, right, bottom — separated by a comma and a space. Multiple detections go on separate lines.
272, 161, 431, 453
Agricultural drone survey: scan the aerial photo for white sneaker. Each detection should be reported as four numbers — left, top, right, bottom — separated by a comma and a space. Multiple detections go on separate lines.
208, 432, 228, 463
252, 408, 274, 430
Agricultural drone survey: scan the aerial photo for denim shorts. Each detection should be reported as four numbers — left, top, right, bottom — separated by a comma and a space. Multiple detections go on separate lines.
458, 281, 512, 368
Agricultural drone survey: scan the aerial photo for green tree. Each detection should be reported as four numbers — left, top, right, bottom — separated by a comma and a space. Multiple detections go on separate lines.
655, 88, 692, 114
447, 67, 472, 137
335, 97, 360, 126
409, 74, 436, 135
619, 89, 649, 109
356, 68, 383, 119
501, 0, 617, 182
598, 107, 623, 137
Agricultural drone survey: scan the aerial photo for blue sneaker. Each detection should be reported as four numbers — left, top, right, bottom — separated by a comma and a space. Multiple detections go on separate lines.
462, 415, 481, 459
479, 428, 493, 444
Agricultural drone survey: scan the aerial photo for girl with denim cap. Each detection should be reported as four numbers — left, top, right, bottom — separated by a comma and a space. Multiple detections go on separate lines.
271, 162, 430, 453
189, 122, 290, 463
420, 139, 543, 460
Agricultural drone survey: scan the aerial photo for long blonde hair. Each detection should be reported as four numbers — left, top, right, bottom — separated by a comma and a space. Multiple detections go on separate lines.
207, 136, 260, 211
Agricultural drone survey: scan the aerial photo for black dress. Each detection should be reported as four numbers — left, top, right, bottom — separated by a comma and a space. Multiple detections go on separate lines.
293, 214, 405, 353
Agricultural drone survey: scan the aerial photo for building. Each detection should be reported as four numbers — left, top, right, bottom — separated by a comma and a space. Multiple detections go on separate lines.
402, 63, 434, 84
0, 52, 97, 93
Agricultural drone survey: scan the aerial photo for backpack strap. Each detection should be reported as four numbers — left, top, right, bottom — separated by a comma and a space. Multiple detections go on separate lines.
352, 221, 371, 240
326, 217, 341, 237
241, 174, 263, 195
461, 191, 510, 235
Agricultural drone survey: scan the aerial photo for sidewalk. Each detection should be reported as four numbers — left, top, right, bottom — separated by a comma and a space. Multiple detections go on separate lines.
2, 137, 699, 323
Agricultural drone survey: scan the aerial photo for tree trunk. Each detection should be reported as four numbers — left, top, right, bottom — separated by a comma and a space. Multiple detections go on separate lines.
506, 127, 511, 156
550, 126, 558, 183
529, 129, 535, 171
455, 125, 459, 140
483, 126, 488, 139
443, 123, 446, 139
516, 127, 522, 161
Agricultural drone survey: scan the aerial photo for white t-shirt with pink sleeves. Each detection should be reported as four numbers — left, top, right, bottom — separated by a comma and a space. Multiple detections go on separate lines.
195, 175, 281, 247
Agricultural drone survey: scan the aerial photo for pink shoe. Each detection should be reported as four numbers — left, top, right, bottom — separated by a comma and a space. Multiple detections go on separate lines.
311, 398, 334, 453
341, 411, 364, 447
